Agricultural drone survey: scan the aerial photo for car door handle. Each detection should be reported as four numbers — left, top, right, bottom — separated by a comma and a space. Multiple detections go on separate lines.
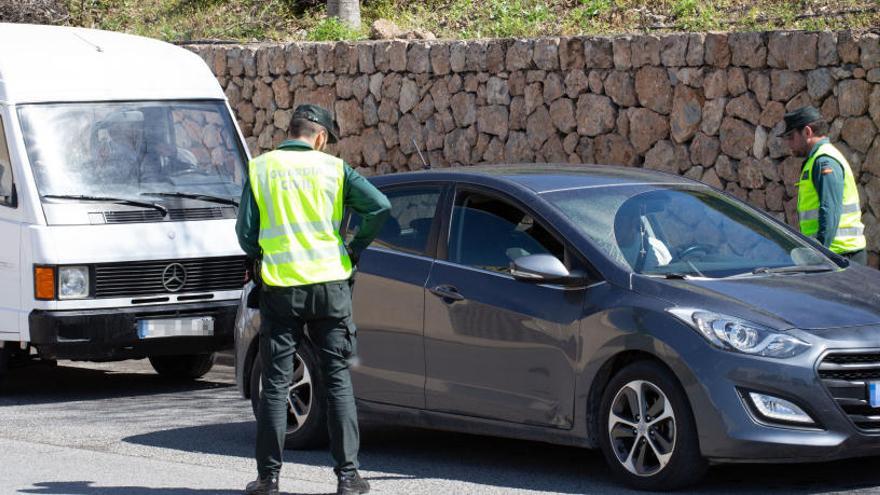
429, 285, 464, 302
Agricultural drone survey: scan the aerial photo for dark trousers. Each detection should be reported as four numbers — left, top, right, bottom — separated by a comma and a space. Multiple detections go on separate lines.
256, 280, 360, 478
843, 249, 868, 265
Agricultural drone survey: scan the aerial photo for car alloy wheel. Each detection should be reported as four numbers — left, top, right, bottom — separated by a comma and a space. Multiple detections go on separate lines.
599, 360, 706, 490
257, 353, 313, 433
608, 379, 677, 477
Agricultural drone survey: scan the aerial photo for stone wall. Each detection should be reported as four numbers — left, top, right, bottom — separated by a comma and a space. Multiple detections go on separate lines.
186, 31, 880, 264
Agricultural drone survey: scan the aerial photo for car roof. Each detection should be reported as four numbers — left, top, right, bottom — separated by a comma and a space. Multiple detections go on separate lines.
372, 163, 699, 194
0, 23, 224, 104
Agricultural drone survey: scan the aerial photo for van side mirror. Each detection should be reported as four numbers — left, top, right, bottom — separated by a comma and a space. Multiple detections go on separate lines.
511, 254, 585, 285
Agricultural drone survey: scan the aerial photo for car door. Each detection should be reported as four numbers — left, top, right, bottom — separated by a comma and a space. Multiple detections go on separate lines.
0, 110, 21, 341
424, 185, 589, 428
349, 183, 446, 408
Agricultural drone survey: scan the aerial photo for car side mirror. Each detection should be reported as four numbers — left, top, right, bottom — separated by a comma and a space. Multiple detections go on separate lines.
511, 254, 585, 285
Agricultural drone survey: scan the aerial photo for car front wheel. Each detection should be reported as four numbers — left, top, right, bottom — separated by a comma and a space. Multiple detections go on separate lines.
249, 343, 328, 449
598, 360, 707, 491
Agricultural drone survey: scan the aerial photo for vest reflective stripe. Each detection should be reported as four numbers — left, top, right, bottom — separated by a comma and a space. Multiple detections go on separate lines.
796, 142, 866, 254
263, 244, 348, 265
259, 220, 338, 242
249, 149, 352, 287
798, 202, 861, 221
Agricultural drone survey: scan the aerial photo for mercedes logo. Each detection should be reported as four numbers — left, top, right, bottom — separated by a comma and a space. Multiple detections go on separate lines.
161, 263, 187, 292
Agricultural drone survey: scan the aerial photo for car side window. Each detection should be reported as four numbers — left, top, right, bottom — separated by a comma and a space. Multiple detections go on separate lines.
448, 192, 564, 273
347, 186, 442, 256
0, 116, 15, 207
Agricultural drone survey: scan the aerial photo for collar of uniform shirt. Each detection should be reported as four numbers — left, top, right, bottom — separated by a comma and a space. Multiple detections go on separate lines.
277, 139, 314, 151
808, 137, 830, 158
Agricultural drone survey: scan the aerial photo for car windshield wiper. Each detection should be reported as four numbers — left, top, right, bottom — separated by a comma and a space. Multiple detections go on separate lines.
41, 194, 167, 216
751, 264, 835, 275
141, 191, 239, 207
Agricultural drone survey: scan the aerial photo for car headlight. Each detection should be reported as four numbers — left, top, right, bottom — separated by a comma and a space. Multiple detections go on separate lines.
58, 266, 89, 299
668, 308, 811, 359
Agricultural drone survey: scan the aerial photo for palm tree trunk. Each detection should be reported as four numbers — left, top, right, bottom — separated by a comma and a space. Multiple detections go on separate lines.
327, 0, 360, 29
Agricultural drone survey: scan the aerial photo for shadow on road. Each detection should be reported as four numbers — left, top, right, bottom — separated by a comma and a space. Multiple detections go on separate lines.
19, 481, 332, 495
123, 420, 880, 494
0, 362, 232, 405
18, 481, 242, 495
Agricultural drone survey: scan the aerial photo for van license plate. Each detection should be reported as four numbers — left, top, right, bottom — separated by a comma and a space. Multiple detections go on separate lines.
137, 317, 214, 339
871, 383, 880, 408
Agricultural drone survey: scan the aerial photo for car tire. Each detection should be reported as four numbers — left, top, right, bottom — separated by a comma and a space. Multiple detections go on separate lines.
148, 353, 215, 380
249, 343, 329, 449
598, 360, 707, 491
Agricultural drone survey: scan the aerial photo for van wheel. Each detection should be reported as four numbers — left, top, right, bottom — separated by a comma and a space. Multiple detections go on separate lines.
148, 353, 215, 380
598, 360, 707, 491
0, 347, 9, 386
249, 343, 328, 449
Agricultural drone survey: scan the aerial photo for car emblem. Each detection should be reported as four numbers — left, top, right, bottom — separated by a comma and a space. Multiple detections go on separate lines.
162, 263, 187, 292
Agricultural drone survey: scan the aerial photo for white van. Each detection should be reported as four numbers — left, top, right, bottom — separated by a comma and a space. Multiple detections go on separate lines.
0, 24, 249, 381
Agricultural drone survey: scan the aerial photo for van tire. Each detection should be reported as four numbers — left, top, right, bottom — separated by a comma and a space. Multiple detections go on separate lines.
0, 347, 9, 386
148, 353, 215, 380
249, 343, 329, 450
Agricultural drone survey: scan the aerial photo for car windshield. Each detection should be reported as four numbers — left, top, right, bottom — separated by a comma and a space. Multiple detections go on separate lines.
543, 184, 834, 278
18, 100, 246, 200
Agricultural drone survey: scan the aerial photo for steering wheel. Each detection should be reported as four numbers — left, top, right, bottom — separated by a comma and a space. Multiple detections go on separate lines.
671, 243, 712, 263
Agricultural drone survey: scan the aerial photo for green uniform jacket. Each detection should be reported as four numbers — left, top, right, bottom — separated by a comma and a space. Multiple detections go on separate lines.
806, 138, 846, 248
236, 139, 391, 261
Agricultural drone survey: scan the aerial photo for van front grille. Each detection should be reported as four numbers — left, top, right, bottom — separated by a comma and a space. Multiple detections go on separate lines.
818, 352, 880, 431
102, 207, 234, 223
93, 256, 246, 297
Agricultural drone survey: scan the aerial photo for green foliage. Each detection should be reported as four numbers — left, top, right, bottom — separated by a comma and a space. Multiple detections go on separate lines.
461, 0, 553, 38
307, 16, 365, 41
59, 0, 880, 42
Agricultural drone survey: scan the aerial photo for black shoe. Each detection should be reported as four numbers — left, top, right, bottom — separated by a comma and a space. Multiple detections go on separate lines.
244, 474, 279, 495
337, 470, 370, 495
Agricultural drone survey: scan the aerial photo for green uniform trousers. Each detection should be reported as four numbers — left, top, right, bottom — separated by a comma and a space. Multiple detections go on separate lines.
255, 279, 360, 478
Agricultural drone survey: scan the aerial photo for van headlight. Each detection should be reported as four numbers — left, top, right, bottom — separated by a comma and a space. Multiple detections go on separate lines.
58, 266, 89, 299
668, 308, 811, 359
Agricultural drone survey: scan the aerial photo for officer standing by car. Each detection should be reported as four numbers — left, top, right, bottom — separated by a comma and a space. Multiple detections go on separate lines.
236, 104, 390, 495
781, 106, 867, 263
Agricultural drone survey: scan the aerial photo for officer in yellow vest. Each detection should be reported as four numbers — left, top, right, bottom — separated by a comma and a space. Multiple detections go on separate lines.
236, 104, 390, 495
782, 106, 867, 264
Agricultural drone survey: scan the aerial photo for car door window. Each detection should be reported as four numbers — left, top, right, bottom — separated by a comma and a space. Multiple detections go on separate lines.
448, 192, 564, 273
348, 186, 442, 256
0, 116, 15, 207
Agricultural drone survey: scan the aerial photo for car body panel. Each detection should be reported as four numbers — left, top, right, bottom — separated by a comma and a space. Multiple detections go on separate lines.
234, 164, 880, 465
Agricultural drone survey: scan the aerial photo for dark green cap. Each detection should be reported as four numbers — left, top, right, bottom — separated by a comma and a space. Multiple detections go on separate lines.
291, 104, 340, 144
783, 106, 823, 136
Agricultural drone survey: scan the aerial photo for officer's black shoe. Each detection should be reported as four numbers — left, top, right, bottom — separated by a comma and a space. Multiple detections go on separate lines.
244, 474, 279, 495
337, 470, 370, 495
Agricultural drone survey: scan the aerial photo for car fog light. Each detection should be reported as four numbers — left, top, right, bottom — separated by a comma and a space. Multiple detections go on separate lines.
748, 392, 815, 425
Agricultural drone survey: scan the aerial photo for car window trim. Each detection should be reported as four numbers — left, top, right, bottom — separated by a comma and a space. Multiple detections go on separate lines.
440, 183, 600, 284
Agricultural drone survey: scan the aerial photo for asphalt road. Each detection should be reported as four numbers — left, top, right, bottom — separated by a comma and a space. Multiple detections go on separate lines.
2, 357, 880, 495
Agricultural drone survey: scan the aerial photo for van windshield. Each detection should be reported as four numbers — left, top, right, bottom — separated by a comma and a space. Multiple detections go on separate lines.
18, 100, 246, 201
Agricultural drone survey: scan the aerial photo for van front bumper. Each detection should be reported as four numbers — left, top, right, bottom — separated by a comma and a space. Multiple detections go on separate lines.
29, 300, 238, 361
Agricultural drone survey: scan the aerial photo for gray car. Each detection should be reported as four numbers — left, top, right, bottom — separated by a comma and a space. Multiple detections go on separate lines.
234, 165, 880, 490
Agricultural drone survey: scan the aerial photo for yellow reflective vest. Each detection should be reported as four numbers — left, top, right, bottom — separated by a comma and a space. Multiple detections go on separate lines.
796, 142, 866, 254
248, 149, 353, 287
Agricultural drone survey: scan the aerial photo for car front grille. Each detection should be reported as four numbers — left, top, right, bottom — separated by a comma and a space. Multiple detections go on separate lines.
94, 256, 246, 298
818, 352, 880, 431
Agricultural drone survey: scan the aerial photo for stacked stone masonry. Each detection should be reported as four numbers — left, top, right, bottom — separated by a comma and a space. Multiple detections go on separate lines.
186, 31, 880, 264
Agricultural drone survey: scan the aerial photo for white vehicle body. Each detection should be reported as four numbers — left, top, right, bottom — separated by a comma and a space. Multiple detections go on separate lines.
0, 24, 249, 373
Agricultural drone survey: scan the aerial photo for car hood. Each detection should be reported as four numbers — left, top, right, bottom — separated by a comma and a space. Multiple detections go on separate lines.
632, 265, 880, 331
